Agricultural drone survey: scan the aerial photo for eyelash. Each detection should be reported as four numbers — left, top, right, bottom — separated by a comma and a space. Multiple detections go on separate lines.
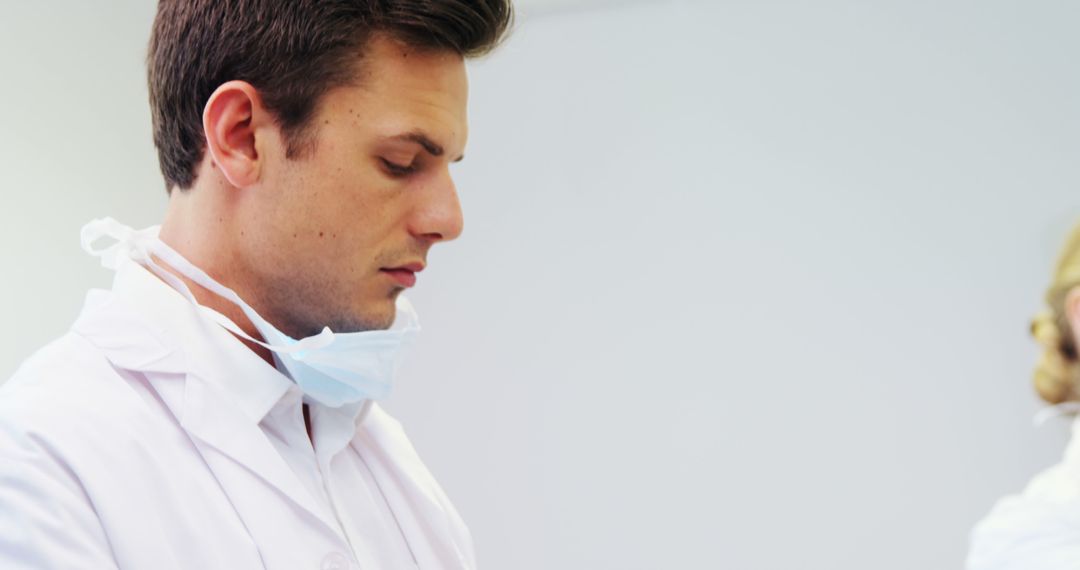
381, 158, 418, 177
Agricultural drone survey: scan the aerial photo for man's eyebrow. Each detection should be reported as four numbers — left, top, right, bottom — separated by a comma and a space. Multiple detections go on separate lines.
388, 131, 465, 163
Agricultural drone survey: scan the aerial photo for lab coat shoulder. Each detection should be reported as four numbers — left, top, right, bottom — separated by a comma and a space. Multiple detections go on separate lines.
0, 331, 154, 570
967, 422, 1080, 570
0, 327, 230, 569
0, 329, 166, 460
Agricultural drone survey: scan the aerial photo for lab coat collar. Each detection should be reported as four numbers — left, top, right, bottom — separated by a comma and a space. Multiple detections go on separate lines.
75, 259, 294, 423
71, 257, 473, 567
307, 395, 369, 467
71, 260, 348, 539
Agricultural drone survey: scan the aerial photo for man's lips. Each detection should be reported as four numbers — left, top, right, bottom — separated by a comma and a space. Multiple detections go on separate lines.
380, 263, 424, 288
389, 263, 425, 273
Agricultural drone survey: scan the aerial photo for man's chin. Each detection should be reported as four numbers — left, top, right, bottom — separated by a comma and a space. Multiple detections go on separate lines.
342, 299, 398, 332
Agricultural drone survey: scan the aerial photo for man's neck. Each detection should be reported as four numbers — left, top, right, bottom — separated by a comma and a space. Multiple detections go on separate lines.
156, 186, 277, 368
147, 251, 277, 367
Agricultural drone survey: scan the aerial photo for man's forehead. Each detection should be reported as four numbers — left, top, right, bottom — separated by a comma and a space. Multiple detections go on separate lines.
331, 40, 470, 154
357, 34, 468, 93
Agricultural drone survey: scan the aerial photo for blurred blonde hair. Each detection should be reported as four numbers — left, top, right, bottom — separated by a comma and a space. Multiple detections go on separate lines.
1034, 223, 1080, 404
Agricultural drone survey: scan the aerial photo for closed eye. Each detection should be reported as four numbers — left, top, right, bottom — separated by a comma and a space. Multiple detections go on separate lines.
380, 158, 419, 177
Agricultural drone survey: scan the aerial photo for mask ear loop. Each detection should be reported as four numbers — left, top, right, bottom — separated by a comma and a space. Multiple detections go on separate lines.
81, 218, 158, 271
144, 239, 336, 356
81, 217, 334, 356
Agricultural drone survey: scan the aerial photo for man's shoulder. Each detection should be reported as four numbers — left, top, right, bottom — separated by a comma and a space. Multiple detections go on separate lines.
0, 331, 160, 446
4, 331, 118, 400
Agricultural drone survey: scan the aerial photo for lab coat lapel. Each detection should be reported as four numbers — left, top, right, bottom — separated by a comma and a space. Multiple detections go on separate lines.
177, 373, 344, 539
72, 262, 345, 541
71, 289, 189, 375
355, 404, 476, 570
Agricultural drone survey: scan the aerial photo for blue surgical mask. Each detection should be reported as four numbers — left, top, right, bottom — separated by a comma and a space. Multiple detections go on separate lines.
82, 217, 421, 408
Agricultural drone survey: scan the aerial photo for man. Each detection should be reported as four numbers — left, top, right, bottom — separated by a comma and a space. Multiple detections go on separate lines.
0, 1, 512, 568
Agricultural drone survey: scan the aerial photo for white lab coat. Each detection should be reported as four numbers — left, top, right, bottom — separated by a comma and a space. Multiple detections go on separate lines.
967, 415, 1080, 569
0, 260, 476, 569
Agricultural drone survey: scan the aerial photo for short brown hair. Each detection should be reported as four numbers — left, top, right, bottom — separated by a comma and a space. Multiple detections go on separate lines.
147, 0, 513, 193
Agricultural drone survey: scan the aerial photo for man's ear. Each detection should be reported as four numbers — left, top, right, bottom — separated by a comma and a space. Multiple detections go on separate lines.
202, 80, 267, 189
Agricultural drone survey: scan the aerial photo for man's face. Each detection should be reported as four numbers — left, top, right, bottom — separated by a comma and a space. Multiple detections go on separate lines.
237, 34, 468, 337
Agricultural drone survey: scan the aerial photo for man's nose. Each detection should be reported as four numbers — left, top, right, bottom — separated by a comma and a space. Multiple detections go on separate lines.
409, 169, 464, 244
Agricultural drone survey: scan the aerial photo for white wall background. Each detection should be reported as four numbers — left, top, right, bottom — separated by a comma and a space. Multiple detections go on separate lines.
2, 1, 1079, 568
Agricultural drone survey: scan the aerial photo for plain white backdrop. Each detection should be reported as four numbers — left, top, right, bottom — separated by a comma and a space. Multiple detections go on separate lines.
2, 0, 1079, 568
